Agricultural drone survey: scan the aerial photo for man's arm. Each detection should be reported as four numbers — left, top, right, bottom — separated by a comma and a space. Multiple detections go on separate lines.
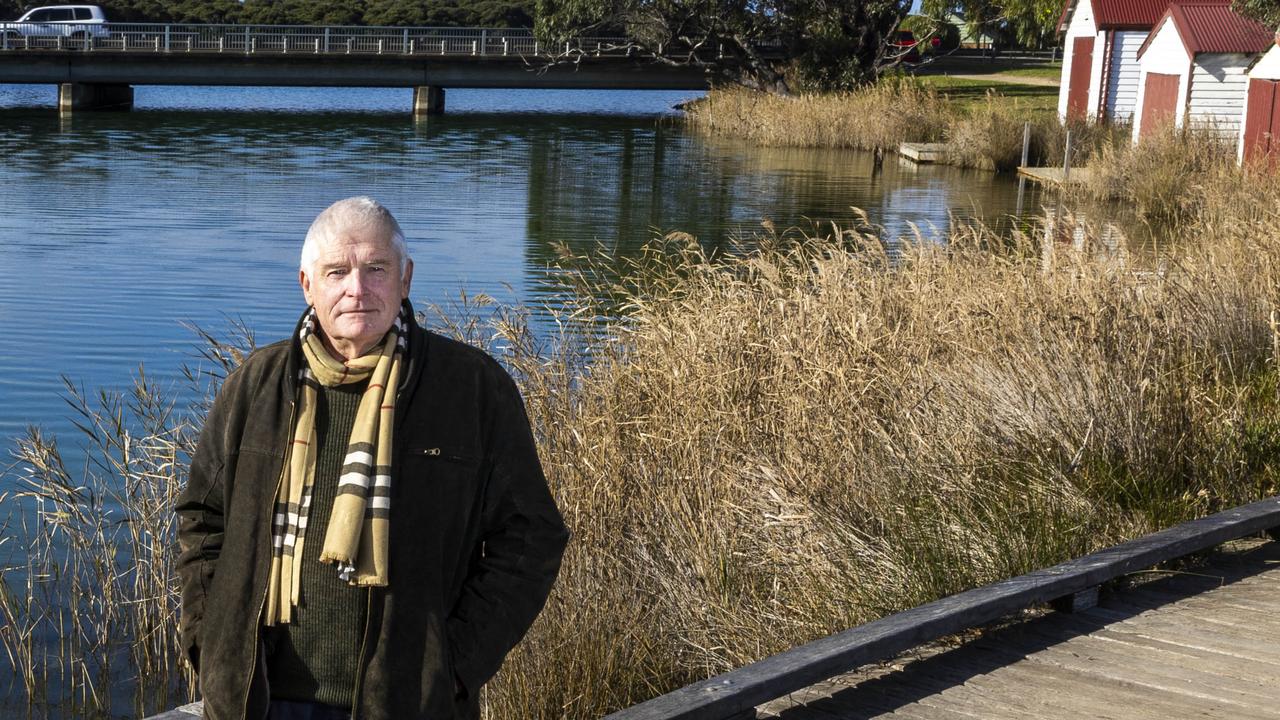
175, 379, 235, 673
446, 367, 570, 697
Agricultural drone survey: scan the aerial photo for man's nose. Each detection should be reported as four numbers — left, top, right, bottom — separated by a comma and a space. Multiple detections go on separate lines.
344, 270, 367, 296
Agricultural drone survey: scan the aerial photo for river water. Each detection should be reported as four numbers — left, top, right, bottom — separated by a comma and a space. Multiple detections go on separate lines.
1, 84, 1043, 714
0, 84, 1045, 450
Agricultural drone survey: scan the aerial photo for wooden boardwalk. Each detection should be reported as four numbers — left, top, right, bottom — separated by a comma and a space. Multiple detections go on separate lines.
757, 540, 1280, 720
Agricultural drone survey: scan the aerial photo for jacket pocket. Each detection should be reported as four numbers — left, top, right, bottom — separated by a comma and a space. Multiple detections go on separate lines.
407, 446, 480, 467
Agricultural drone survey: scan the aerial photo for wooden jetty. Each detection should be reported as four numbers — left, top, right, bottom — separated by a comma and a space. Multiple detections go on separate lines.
1017, 166, 1093, 187
899, 143, 951, 164
604, 496, 1280, 720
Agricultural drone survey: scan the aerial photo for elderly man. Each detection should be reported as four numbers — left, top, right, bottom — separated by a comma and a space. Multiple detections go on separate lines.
176, 196, 569, 720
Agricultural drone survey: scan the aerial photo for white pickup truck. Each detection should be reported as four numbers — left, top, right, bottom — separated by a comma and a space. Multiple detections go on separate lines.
1, 5, 109, 45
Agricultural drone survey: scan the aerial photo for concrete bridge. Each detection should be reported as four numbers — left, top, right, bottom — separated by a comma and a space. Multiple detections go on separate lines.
0, 24, 710, 113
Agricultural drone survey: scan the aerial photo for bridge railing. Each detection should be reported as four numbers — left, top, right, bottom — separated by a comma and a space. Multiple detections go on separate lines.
0, 23, 634, 58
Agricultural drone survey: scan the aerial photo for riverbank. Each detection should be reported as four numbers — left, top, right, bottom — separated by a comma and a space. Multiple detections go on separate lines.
683, 81, 1110, 173
7, 157, 1280, 717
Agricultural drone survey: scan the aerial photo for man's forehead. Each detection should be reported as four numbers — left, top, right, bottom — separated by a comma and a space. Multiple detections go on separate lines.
313, 231, 399, 260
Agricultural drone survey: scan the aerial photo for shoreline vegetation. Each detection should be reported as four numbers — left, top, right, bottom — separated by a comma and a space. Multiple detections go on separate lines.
5, 86, 1280, 717
684, 81, 1248, 223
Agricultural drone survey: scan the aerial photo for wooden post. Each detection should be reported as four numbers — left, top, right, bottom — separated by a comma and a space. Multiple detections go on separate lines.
1050, 585, 1100, 613
1062, 130, 1073, 182
323, 27, 329, 53
1020, 121, 1031, 168
164, 25, 170, 52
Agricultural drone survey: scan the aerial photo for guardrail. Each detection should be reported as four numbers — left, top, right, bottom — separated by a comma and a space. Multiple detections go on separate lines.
0, 24, 632, 58
604, 495, 1280, 720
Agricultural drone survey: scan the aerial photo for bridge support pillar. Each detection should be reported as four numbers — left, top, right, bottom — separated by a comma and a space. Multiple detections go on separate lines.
413, 85, 445, 116
58, 83, 134, 112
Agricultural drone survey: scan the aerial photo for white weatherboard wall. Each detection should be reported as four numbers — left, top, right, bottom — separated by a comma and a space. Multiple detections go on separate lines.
1252, 44, 1280, 80
1188, 53, 1255, 136
1105, 31, 1147, 121
1058, 0, 1106, 120
1133, 18, 1192, 141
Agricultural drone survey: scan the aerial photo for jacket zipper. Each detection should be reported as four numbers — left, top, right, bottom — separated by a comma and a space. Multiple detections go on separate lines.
243, 399, 297, 719
350, 587, 374, 719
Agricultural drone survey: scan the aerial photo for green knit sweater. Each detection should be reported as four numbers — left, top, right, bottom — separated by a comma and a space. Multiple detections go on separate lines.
266, 382, 368, 708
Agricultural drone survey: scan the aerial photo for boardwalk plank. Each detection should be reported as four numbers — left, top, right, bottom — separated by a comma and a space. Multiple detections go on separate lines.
968, 653, 1277, 719
955, 656, 1217, 720
1015, 627, 1280, 705
1045, 620, 1280, 685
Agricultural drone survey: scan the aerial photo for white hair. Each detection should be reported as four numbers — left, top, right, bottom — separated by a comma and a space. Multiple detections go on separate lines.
300, 196, 409, 273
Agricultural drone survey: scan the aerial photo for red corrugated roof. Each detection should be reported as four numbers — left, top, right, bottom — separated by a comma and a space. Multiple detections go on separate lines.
1138, 1, 1274, 57
1095, 0, 1183, 29
1057, 0, 1187, 35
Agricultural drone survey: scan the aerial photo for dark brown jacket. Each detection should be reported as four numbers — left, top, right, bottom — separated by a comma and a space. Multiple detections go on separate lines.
176, 311, 569, 719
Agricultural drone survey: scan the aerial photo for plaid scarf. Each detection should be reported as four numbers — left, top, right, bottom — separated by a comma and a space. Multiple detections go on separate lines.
265, 306, 407, 626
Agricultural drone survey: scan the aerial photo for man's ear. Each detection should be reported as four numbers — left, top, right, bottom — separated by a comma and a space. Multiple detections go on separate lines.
299, 268, 313, 306
401, 259, 415, 299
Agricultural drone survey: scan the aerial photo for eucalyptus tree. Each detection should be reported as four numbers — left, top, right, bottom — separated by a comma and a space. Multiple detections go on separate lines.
533, 0, 914, 93
1232, 0, 1280, 27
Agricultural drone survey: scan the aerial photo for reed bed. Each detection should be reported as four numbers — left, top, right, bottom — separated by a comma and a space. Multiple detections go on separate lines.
683, 82, 952, 151
1072, 123, 1241, 222
4, 173, 1280, 717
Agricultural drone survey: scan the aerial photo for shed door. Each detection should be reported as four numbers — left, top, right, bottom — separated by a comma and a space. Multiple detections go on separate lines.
1242, 78, 1280, 166
1067, 36, 1095, 120
1140, 72, 1180, 139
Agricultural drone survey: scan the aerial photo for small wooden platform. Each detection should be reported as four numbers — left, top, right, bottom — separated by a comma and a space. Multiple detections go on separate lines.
900, 143, 951, 164
1017, 166, 1093, 187
758, 540, 1280, 719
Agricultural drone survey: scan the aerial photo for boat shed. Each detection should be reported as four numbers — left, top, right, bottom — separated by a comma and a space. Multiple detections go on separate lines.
1239, 38, 1280, 165
1132, 1, 1274, 141
1056, 0, 1173, 123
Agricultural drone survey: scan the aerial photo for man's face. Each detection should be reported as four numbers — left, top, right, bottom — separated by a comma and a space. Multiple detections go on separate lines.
299, 224, 413, 361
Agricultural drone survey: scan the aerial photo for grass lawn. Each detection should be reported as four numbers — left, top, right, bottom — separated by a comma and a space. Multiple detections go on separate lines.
1002, 64, 1063, 81
917, 75, 1059, 115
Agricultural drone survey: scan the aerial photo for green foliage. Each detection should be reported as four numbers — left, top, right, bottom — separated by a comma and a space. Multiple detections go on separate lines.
922, 0, 1061, 48
1232, 0, 1280, 27
534, 0, 913, 93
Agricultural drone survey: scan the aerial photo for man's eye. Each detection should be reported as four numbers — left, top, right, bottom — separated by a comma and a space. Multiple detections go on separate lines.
327, 269, 347, 277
